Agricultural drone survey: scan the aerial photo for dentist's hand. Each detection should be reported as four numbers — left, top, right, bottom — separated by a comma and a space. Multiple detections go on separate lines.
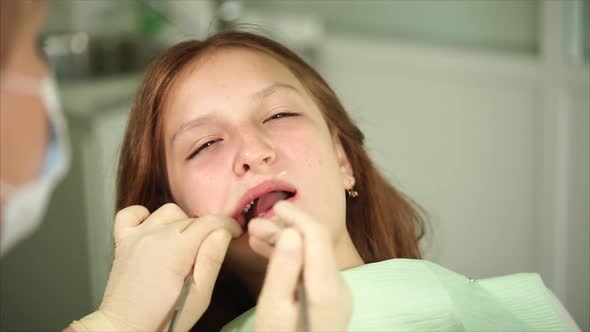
248, 201, 352, 331
74, 203, 241, 332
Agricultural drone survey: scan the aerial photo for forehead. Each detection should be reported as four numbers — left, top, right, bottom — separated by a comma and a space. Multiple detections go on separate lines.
165, 48, 305, 116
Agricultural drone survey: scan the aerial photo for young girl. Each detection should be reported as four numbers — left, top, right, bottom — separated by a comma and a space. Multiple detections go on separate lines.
72, 31, 574, 332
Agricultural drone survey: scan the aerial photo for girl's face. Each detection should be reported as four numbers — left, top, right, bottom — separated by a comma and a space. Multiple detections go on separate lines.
163, 48, 355, 269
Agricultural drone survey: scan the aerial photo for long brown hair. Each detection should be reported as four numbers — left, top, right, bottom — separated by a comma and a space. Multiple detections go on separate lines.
117, 31, 426, 330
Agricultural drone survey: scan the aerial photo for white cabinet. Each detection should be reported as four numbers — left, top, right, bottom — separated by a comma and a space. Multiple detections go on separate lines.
60, 75, 141, 307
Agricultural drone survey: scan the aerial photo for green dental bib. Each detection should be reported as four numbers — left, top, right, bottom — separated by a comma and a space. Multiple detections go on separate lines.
222, 259, 569, 331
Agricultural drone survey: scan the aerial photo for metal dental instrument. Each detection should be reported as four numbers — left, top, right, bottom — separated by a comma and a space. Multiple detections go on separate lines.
168, 201, 309, 332
297, 274, 310, 332
168, 273, 193, 332
168, 269, 309, 332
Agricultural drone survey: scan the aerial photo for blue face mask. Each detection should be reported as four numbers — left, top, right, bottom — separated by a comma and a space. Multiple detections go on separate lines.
0, 73, 71, 256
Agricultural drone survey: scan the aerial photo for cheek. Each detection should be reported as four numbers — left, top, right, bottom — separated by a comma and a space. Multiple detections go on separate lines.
281, 126, 345, 206
291, 130, 348, 236
174, 154, 233, 217
286, 130, 337, 178
274, 120, 332, 167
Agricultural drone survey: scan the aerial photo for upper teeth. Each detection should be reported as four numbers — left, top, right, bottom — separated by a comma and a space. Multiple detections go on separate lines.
243, 200, 254, 214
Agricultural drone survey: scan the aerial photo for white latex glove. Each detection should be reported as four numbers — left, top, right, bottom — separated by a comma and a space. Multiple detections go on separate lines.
248, 201, 352, 331
76, 203, 242, 332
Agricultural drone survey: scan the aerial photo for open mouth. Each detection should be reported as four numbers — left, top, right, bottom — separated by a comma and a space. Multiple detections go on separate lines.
232, 180, 297, 232
241, 190, 296, 226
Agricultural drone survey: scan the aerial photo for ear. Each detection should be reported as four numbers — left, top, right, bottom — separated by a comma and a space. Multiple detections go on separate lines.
332, 132, 355, 190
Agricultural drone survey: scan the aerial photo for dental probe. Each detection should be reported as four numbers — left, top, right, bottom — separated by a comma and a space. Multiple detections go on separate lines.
168, 212, 309, 332
297, 273, 311, 332
168, 272, 193, 332
168, 268, 309, 332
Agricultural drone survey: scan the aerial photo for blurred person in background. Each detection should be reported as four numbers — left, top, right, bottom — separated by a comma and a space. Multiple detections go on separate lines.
0, 0, 64, 255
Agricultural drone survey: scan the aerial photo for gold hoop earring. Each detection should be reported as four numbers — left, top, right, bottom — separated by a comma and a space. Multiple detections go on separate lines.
347, 188, 358, 198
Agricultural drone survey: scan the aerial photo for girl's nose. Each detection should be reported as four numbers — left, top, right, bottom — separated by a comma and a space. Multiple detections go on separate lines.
232, 130, 276, 176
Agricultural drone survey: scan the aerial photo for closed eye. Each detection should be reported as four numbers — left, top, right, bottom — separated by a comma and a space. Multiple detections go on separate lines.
187, 138, 222, 160
263, 112, 299, 124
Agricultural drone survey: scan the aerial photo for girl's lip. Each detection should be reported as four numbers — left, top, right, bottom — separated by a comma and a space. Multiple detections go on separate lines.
253, 192, 298, 221
231, 178, 297, 227
238, 192, 299, 233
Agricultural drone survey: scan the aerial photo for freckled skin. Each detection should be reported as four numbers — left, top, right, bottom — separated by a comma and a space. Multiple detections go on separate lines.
163, 48, 357, 274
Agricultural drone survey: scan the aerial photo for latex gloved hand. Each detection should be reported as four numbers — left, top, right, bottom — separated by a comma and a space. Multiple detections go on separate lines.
248, 201, 353, 331
71, 203, 242, 332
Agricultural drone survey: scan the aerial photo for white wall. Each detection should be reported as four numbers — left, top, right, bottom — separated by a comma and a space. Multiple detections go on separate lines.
566, 84, 590, 331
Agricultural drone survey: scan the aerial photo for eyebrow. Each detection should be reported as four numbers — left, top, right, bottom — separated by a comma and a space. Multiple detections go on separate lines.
170, 82, 301, 145
253, 82, 299, 100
